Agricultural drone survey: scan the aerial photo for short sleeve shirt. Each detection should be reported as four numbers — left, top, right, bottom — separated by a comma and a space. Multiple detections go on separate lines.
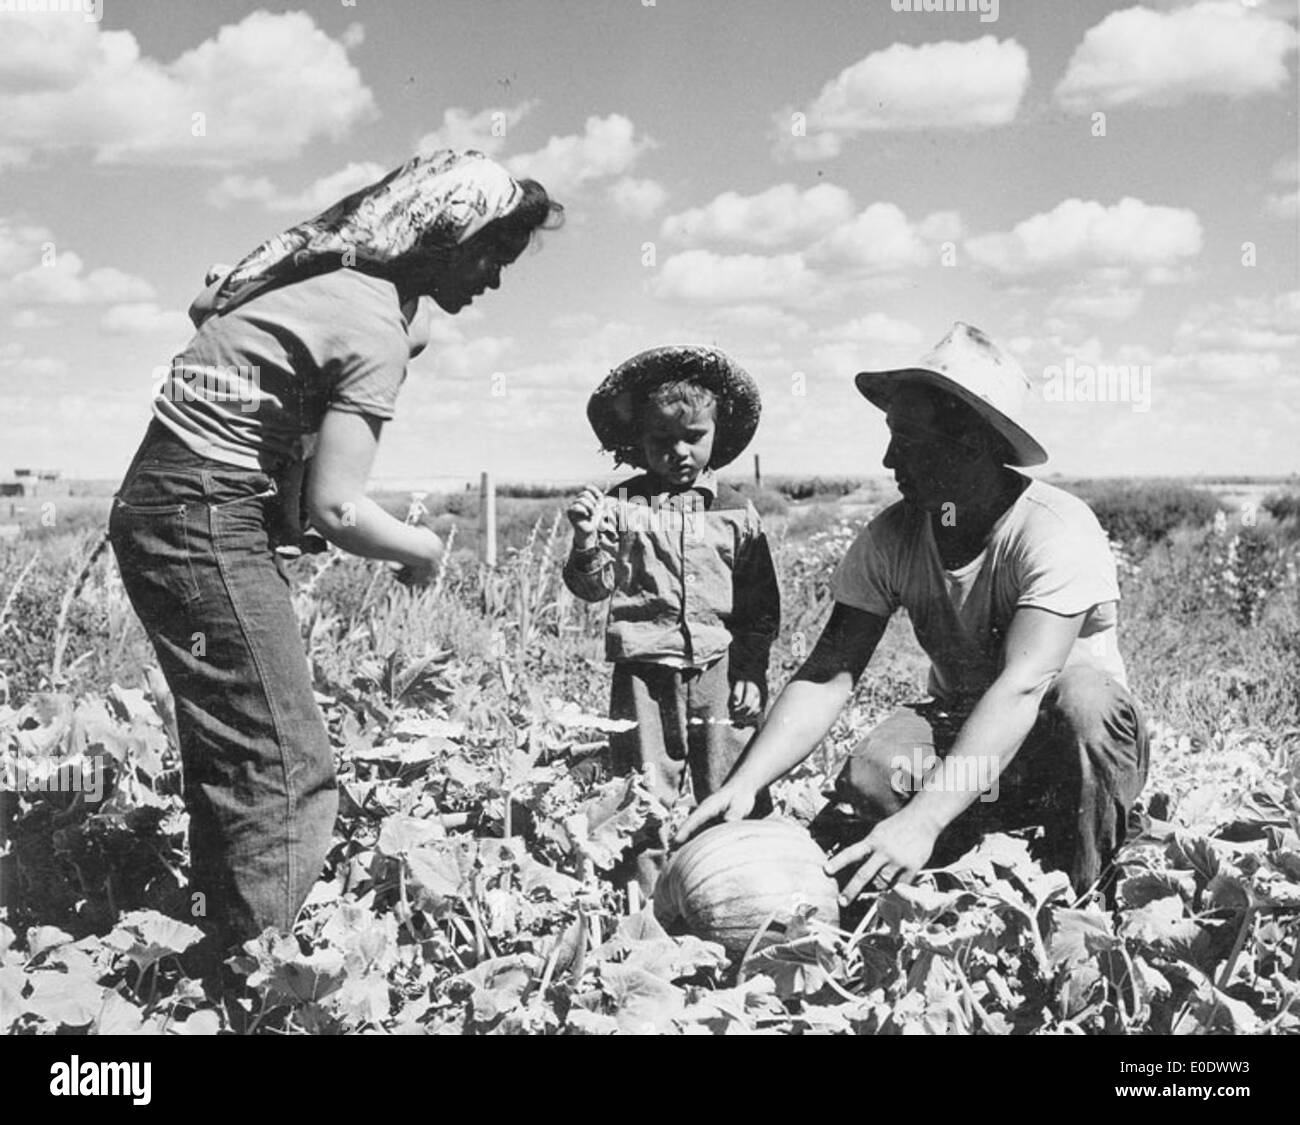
152, 270, 434, 470
831, 477, 1127, 708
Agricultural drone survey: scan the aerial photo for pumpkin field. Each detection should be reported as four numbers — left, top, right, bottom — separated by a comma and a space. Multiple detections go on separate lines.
2, 478, 1299, 1036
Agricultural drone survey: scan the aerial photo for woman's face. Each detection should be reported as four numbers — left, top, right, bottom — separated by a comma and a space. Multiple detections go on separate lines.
417, 227, 532, 313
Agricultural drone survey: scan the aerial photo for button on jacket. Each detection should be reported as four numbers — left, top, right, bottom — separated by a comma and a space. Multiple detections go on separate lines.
562, 472, 780, 682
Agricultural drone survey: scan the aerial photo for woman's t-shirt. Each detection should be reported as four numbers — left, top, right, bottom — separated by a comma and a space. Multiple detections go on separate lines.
152, 270, 433, 470
831, 476, 1127, 709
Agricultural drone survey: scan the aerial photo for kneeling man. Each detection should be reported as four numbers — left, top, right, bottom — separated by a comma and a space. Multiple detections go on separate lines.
680, 322, 1149, 902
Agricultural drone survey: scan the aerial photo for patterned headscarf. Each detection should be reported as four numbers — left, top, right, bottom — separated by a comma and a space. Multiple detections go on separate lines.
199, 149, 524, 322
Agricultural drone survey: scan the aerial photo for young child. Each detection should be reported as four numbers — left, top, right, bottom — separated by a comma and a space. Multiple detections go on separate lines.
564, 345, 780, 885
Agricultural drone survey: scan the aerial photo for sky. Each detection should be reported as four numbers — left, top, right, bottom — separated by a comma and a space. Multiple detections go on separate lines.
1, 0, 1297, 487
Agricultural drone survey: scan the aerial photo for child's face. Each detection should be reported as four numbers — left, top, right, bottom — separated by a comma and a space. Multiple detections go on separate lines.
640, 399, 716, 486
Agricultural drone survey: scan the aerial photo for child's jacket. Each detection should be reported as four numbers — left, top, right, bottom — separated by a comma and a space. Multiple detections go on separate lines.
562, 471, 781, 683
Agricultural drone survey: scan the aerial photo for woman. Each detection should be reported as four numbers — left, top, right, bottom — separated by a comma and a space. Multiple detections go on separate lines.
109, 150, 562, 958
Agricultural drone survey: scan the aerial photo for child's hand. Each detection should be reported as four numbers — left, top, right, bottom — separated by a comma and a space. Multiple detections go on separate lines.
567, 484, 606, 550
729, 679, 763, 727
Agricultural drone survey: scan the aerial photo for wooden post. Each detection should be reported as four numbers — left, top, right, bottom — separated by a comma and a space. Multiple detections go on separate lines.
480, 471, 497, 566
753, 453, 762, 489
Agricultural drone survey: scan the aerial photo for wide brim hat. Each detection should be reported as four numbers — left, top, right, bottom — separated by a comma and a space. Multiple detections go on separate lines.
587, 345, 761, 470
854, 321, 1047, 467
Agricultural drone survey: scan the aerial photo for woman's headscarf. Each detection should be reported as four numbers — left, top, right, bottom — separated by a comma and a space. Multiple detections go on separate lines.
197, 149, 524, 324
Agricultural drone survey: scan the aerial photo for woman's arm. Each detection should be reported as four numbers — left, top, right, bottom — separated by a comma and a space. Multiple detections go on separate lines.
305, 409, 442, 568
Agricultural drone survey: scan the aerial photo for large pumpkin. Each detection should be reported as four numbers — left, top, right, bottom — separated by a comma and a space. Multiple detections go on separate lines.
653, 818, 841, 960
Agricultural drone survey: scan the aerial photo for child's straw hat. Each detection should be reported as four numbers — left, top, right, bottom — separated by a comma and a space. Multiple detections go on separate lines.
587, 344, 761, 469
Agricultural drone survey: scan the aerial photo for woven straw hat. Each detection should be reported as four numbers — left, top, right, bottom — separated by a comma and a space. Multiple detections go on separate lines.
854, 322, 1047, 467
587, 345, 761, 470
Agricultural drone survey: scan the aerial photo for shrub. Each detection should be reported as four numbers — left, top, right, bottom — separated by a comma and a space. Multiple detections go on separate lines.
1058, 479, 1221, 547
1263, 490, 1300, 524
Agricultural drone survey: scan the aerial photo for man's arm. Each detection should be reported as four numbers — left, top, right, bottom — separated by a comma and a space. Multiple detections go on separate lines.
676, 602, 888, 841
829, 604, 1085, 900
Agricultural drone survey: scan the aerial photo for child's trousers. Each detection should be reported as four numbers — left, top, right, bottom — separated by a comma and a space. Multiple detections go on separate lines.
608, 653, 768, 895
608, 654, 750, 807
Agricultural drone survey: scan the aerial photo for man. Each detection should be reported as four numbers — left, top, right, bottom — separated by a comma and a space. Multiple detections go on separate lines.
679, 322, 1149, 904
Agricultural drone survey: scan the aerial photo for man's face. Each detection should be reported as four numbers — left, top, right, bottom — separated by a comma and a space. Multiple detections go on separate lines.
640, 399, 716, 486
882, 386, 979, 512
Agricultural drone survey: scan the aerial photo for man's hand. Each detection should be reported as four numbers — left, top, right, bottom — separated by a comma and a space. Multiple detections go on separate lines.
824, 805, 942, 905
566, 484, 606, 550
729, 679, 763, 726
674, 783, 756, 845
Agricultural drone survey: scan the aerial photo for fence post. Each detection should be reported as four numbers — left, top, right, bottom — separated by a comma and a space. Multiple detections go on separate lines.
754, 454, 761, 489
480, 471, 497, 566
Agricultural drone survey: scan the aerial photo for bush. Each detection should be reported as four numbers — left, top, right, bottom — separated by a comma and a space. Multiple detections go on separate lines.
1058, 479, 1221, 547
1263, 490, 1300, 524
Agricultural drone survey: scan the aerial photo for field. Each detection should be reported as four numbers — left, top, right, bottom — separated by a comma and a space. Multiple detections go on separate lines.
1, 478, 1298, 1035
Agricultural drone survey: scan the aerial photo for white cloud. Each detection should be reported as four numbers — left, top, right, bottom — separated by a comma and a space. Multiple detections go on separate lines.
1055, 1, 1297, 111
207, 162, 387, 213
811, 313, 925, 378
1173, 291, 1300, 352
1, 218, 156, 306
8, 253, 154, 305
965, 197, 1202, 276
608, 177, 668, 220
1264, 153, 1299, 219
12, 309, 58, 329
0, 10, 375, 167
649, 250, 818, 306
1047, 287, 1145, 322
806, 203, 931, 275
100, 302, 194, 339
775, 37, 1029, 160
415, 101, 538, 158
661, 183, 854, 250
506, 114, 652, 197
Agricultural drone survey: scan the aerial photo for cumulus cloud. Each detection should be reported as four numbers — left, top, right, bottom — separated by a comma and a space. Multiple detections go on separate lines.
806, 203, 933, 275
964, 197, 1203, 276
415, 101, 539, 158
1264, 153, 1299, 220
649, 250, 819, 306
506, 114, 652, 197
661, 184, 854, 251
775, 37, 1029, 160
0, 218, 155, 306
207, 162, 387, 212
0, 10, 375, 167
1173, 291, 1300, 353
1055, 1, 1297, 111
100, 302, 194, 339
1047, 287, 1145, 323
608, 177, 668, 221
811, 313, 926, 378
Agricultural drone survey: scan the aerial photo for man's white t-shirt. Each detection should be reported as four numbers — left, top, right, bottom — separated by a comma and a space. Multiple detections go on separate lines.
832, 475, 1127, 709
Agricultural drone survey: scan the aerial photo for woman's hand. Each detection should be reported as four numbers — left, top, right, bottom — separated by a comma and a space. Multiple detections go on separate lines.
388, 527, 444, 586
824, 806, 940, 905
566, 484, 606, 550
673, 783, 757, 845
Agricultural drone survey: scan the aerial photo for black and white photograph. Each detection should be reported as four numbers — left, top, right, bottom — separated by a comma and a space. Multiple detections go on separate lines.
1, 0, 1297, 1072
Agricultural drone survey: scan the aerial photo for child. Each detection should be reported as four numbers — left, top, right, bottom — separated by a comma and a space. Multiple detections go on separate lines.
564, 345, 780, 886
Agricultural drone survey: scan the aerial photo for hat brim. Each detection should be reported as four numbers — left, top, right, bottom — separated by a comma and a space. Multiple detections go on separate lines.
855, 367, 1047, 468
588, 345, 761, 470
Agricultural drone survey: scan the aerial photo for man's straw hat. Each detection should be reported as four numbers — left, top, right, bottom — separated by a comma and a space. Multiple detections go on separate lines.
854, 322, 1047, 467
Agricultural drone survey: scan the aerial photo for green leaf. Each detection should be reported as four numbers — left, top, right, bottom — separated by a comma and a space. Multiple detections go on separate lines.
1050, 908, 1119, 966
102, 910, 206, 970
599, 964, 686, 1034
25, 971, 105, 1027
